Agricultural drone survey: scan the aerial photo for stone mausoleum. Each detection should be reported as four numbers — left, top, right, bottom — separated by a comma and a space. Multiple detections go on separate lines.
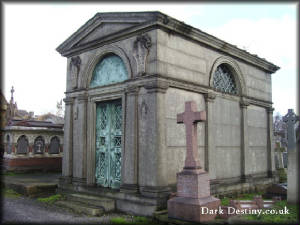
1, 88, 64, 172
56, 12, 279, 215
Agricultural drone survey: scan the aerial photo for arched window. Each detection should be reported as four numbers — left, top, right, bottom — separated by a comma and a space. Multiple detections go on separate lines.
213, 64, 237, 94
17, 135, 29, 154
90, 54, 128, 88
33, 136, 45, 154
49, 136, 60, 154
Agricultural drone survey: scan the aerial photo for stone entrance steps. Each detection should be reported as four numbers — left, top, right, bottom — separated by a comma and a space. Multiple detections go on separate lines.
55, 193, 115, 217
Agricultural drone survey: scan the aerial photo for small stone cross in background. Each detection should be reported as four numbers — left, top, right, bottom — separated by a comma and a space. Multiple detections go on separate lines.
177, 101, 206, 170
283, 109, 299, 151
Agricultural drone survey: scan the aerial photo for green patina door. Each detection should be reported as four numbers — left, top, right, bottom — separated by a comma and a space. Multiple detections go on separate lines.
95, 99, 122, 189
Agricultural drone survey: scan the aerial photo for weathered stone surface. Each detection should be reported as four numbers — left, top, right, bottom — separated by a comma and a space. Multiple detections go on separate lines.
283, 109, 299, 204
56, 11, 279, 216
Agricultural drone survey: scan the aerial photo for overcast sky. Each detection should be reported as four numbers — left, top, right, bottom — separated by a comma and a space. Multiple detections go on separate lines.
3, 2, 298, 116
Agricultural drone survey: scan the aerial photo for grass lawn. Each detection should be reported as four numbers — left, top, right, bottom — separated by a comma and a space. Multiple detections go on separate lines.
3, 188, 22, 198
110, 216, 159, 225
219, 192, 298, 224
241, 200, 298, 224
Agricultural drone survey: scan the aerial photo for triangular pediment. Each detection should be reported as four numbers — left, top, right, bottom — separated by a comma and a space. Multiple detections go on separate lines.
56, 11, 279, 73
56, 12, 161, 56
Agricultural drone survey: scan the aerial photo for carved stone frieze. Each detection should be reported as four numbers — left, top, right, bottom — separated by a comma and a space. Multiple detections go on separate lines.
70, 56, 81, 89
133, 34, 151, 76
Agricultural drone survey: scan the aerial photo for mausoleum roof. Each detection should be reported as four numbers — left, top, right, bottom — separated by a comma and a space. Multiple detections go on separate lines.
57, 11, 279, 74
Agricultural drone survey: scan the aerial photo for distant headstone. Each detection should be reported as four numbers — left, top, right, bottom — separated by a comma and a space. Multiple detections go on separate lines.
283, 109, 299, 204
274, 142, 284, 169
168, 101, 220, 222
282, 152, 288, 168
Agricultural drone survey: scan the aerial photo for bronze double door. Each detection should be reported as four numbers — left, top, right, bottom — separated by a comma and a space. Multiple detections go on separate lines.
95, 99, 122, 189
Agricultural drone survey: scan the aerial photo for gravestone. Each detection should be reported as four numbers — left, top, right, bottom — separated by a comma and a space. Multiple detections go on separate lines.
49, 136, 60, 154
274, 142, 284, 169
283, 109, 299, 204
168, 101, 220, 222
17, 135, 28, 154
282, 152, 288, 168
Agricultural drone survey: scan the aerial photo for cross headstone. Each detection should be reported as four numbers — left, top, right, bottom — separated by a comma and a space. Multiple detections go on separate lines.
177, 101, 206, 170
283, 109, 299, 204
283, 109, 299, 151
168, 101, 220, 223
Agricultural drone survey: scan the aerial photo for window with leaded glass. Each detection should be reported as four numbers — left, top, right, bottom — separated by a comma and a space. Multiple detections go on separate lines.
213, 64, 237, 94
90, 54, 128, 88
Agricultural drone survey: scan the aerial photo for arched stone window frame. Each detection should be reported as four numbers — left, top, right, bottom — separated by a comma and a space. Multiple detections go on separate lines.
49, 136, 61, 154
16, 135, 29, 154
33, 136, 45, 154
209, 56, 246, 96
83, 45, 132, 89
6, 134, 12, 154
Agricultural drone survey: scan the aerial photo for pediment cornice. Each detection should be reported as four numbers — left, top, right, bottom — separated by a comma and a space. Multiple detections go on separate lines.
56, 11, 279, 74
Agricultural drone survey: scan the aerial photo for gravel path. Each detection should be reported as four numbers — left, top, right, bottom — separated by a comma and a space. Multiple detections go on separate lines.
2, 195, 130, 224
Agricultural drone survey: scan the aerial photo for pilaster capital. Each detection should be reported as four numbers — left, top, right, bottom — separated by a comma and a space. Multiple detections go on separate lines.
63, 97, 74, 105
240, 98, 250, 109
204, 91, 216, 102
125, 85, 139, 96
77, 94, 88, 103
266, 107, 275, 114
144, 79, 169, 93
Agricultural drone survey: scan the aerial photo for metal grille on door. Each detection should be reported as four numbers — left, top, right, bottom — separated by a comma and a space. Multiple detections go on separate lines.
95, 99, 122, 189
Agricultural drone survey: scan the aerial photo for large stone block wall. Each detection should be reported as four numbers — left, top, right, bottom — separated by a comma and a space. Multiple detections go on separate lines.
156, 29, 272, 102
247, 105, 268, 174
164, 88, 205, 185
212, 96, 241, 179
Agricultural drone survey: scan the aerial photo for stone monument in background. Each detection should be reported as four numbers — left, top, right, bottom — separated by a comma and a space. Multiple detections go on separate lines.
168, 101, 220, 222
283, 109, 299, 204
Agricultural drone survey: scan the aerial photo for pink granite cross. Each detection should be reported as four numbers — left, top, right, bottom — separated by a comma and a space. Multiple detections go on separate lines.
177, 101, 206, 170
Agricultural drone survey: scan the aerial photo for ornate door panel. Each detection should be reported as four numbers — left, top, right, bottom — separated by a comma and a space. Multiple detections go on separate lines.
95, 99, 122, 189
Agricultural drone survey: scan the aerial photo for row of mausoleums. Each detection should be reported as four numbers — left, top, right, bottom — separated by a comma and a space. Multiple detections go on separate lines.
1, 90, 64, 172
56, 12, 280, 215
3, 120, 63, 171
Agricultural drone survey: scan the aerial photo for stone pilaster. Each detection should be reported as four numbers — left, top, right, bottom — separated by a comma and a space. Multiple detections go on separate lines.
138, 80, 170, 197
62, 97, 74, 177
72, 94, 87, 181
86, 98, 96, 185
204, 91, 216, 180
120, 86, 139, 193
266, 107, 275, 177
240, 99, 250, 181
